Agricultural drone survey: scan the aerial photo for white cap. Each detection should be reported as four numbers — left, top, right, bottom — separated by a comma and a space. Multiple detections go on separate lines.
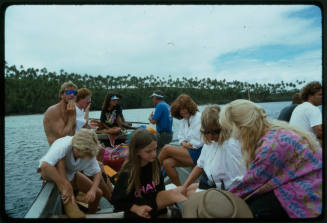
150, 92, 164, 98
111, 95, 120, 100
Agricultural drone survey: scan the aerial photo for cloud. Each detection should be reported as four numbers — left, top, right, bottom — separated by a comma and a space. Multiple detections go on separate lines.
5, 5, 322, 83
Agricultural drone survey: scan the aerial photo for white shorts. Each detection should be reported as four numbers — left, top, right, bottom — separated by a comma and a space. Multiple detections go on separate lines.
165, 183, 178, 190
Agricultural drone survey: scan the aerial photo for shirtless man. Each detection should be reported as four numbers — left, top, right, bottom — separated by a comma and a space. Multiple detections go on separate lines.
43, 81, 77, 146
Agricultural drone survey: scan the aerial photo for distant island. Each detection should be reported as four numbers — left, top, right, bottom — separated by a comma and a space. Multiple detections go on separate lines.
4, 63, 304, 116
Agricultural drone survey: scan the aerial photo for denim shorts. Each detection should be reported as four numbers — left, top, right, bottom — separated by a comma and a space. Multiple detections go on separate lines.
187, 147, 202, 165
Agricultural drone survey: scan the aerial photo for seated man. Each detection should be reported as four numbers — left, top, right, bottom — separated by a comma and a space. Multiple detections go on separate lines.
278, 92, 302, 122
290, 81, 323, 145
148, 90, 173, 154
38, 129, 112, 217
43, 81, 78, 146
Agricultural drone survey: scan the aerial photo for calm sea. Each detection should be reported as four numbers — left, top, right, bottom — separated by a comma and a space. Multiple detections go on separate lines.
4, 101, 291, 218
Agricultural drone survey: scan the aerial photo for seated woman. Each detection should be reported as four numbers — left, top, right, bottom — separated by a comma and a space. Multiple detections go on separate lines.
97, 92, 125, 146
75, 88, 92, 133
220, 99, 322, 219
158, 94, 204, 186
111, 129, 187, 219
99, 92, 122, 133
179, 105, 246, 197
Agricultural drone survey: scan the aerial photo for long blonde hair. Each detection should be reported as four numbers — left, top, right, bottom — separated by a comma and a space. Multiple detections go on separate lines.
120, 129, 160, 194
219, 99, 321, 169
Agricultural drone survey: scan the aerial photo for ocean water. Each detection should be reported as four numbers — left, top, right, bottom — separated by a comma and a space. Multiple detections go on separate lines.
4, 101, 291, 218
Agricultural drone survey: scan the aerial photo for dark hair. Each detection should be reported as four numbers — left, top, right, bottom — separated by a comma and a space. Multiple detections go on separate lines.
101, 92, 117, 111
120, 129, 159, 194
76, 88, 92, 102
292, 92, 302, 104
301, 81, 322, 101
170, 94, 198, 120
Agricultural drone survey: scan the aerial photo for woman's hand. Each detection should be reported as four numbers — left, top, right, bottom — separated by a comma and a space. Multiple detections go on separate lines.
89, 119, 100, 129
177, 185, 188, 196
130, 204, 152, 219
85, 103, 91, 112
181, 141, 193, 149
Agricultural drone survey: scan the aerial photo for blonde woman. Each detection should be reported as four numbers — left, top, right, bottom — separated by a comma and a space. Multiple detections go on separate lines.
179, 105, 246, 197
39, 129, 112, 216
220, 99, 322, 219
158, 94, 204, 186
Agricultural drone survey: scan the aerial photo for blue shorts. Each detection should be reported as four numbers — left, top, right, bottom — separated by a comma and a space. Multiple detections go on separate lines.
187, 147, 202, 165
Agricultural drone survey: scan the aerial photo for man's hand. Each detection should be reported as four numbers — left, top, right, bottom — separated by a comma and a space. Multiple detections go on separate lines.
130, 205, 152, 219
59, 180, 75, 205
66, 100, 76, 117
84, 188, 96, 203
148, 112, 154, 122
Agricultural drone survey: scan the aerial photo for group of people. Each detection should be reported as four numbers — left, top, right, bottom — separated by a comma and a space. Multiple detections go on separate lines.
37, 80, 323, 219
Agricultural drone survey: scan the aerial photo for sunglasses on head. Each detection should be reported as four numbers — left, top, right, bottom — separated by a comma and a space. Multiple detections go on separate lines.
65, 89, 77, 96
200, 129, 221, 135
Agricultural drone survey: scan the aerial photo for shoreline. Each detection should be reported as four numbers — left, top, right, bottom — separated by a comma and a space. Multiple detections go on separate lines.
4, 100, 292, 117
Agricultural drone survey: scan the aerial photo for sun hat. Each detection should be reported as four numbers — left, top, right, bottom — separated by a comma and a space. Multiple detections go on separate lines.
182, 188, 253, 218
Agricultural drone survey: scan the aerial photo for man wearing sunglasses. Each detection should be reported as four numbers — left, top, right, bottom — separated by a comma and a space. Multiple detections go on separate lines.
43, 81, 78, 146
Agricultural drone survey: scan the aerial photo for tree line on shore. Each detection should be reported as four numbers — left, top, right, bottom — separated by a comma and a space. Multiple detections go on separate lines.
4, 63, 305, 115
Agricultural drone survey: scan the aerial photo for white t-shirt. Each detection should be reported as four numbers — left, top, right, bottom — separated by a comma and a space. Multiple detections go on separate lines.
178, 112, 204, 149
75, 105, 86, 134
289, 102, 322, 136
39, 136, 100, 182
196, 138, 246, 190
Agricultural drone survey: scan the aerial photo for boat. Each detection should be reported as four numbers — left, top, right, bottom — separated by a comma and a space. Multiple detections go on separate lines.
24, 133, 194, 218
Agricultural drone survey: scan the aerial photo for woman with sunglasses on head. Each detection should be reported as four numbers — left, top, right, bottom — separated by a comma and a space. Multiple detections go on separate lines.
178, 105, 246, 197
98, 92, 123, 137
43, 81, 78, 146
221, 99, 322, 219
158, 94, 204, 186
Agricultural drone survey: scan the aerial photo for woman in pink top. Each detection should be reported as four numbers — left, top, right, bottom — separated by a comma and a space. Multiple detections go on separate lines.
220, 99, 322, 219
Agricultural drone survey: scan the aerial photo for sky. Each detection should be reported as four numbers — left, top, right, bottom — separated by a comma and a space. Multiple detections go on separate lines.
5, 4, 322, 84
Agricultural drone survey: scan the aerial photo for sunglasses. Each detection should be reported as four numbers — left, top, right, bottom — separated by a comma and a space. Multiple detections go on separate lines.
200, 129, 221, 135
65, 89, 77, 96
